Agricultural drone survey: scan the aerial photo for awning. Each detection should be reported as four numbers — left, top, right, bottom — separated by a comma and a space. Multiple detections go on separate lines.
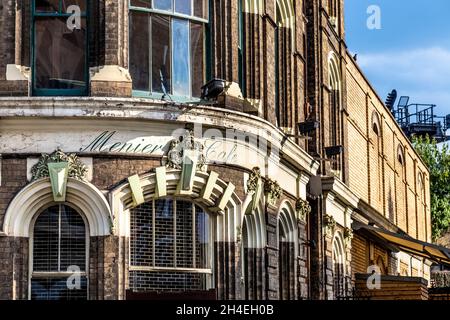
353, 222, 450, 266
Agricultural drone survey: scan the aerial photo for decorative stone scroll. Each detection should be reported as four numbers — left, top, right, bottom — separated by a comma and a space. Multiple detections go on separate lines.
323, 214, 336, 236
246, 167, 262, 214
296, 198, 311, 223
264, 178, 282, 206
343, 227, 354, 246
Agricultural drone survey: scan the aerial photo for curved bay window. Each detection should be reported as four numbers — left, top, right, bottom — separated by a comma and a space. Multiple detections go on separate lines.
129, 0, 208, 100
129, 198, 212, 293
32, 0, 88, 96
31, 204, 88, 300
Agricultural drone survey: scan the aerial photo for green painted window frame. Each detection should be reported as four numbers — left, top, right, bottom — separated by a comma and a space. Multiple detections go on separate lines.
238, 0, 246, 97
129, 0, 210, 102
31, 0, 89, 97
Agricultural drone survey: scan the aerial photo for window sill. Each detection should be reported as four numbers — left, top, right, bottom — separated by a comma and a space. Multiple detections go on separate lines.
132, 90, 201, 104
129, 265, 212, 274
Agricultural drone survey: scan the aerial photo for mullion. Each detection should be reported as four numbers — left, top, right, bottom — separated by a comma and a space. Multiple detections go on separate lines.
58, 204, 61, 272
173, 199, 177, 268
152, 199, 156, 267
192, 203, 196, 268
149, 14, 153, 96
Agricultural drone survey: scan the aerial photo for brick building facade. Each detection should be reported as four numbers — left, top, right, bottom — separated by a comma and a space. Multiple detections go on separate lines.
0, 0, 444, 300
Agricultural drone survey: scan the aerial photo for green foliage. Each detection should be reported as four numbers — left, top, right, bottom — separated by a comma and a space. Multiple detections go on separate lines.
412, 135, 450, 241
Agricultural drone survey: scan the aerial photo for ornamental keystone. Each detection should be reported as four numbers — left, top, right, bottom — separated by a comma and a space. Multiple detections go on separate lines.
165, 130, 206, 172
31, 149, 88, 181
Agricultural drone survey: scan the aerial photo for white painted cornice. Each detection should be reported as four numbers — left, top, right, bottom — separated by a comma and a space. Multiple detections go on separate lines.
321, 176, 359, 209
0, 97, 320, 176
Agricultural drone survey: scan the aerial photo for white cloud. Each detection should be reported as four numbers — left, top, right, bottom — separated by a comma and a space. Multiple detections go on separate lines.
357, 47, 450, 114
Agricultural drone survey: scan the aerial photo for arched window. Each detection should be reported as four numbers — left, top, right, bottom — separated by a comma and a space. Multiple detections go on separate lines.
129, 198, 212, 292
418, 172, 427, 239
397, 145, 405, 166
31, 204, 88, 300
129, 0, 208, 99
372, 111, 381, 136
241, 208, 266, 300
275, 0, 295, 128
332, 233, 345, 299
238, 0, 246, 96
328, 52, 342, 174
278, 205, 297, 300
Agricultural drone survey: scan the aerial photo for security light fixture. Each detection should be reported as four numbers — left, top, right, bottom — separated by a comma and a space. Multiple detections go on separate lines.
201, 78, 226, 100
297, 121, 320, 135
325, 145, 344, 158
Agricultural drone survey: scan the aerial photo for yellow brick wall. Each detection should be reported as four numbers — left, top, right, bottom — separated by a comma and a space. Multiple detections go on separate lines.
345, 53, 430, 242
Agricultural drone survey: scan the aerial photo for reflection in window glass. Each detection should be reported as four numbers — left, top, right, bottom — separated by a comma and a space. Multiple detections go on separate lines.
35, 0, 59, 12
33, 205, 59, 272
175, 0, 192, 15
172, 19, 190, 97
61, 0, 86, 12
194, 0, 205, 18
31, 277, 88, 300
130, 0, 151, 8
155, 199, 174, 267
196, 207, 209, 269
129, 198, 211, 292
32, 205, 87, 300
129, 1, 206, 98
153, 0, 172, 11
191, 22, 204, 98
130, 12, 150, 91
35, 17, 86, 90
152, 15, 171, 93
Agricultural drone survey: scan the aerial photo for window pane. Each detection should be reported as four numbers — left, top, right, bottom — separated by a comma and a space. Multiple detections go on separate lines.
176, 201, 194, 268
35, 17, 86, 90
152, 14, 171, 94
153, 0, 172, 11
35, 0, 59, 12
59, 206, 86, 271
130, 0, 151, 8
131, 202, 153, 266
175, 0, 192, 15
190, 22, 204, 97
130, 271, 207, 292
155, 199, 174, 267
195, 206, 209, 269
194, 0, 206, 19
172, 19, 190, 97
31, 277, 87, 300
33, 206, 59, 272
61, 0, 86, 12
130, 12, 150, 91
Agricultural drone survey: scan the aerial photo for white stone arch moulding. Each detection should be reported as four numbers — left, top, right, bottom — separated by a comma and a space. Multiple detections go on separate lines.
2, 178, 113, 237
328, 51, 342, 91
372, 110, 381, 136
277, 200, 298, 245
332, 231, 346, 272
110, 169, 243, 243
243, 0, 295, 48
241, 201, 267, 249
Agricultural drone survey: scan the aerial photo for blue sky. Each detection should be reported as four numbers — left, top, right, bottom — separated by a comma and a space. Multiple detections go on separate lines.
345, 0, 450, 116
